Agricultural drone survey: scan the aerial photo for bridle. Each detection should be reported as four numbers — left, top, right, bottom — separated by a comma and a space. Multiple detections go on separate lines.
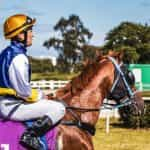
62, 56, 136, 111
103, 56, 136, 110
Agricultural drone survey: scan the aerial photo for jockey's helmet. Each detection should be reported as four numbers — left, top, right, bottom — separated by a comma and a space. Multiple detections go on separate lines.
3, 14, 36, 39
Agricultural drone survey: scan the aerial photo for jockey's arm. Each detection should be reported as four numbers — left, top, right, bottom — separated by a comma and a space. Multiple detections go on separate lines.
8, 54, 43, 102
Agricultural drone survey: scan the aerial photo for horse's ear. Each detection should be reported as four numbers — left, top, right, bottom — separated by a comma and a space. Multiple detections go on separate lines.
107, 50, 124, 63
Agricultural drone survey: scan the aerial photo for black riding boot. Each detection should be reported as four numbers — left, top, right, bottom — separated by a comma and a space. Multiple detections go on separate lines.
20, 116, 53, 150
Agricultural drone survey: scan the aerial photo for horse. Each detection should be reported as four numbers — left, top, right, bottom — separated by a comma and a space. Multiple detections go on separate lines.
0, 51, 144, 150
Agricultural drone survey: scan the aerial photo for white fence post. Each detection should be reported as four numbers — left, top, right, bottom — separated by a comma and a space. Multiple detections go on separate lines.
30, 80, 69, 90
132, 68, 142, 91
106, 113, 110, 134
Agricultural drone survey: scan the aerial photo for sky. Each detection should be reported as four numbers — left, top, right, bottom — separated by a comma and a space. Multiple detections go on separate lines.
0, 0, 150, 58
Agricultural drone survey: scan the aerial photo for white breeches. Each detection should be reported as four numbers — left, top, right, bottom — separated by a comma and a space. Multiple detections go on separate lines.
0, 97, 66, 124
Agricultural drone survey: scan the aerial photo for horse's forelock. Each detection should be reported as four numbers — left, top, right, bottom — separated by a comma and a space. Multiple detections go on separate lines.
107, 50, 124, 64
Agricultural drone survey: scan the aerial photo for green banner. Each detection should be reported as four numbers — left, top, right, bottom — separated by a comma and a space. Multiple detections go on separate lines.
129, 64, 150, 91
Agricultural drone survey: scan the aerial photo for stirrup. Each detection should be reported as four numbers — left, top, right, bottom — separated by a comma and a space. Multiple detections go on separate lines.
20, 132, 43, 150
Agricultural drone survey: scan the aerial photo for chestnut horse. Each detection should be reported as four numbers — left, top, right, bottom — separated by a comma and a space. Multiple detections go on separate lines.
0, 51, 144, 150
50, 51, 144, 150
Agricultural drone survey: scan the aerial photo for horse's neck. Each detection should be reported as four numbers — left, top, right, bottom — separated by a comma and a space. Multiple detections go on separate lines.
69, 73, 112, 125
56, 59, 114, 125
80, 80, 111, 124
56, 83, 106, 125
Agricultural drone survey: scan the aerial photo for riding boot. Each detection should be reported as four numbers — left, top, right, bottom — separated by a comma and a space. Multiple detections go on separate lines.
20, 116, 53, 150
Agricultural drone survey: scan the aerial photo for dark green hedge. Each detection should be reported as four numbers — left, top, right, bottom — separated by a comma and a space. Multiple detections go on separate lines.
119, 103, 150, 128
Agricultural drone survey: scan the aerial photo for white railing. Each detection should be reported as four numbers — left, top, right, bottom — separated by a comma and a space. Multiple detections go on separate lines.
31, 80, 69, 90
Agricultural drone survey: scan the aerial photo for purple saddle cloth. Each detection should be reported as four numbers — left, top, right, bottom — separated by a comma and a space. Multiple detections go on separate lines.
0, 120, 57, 150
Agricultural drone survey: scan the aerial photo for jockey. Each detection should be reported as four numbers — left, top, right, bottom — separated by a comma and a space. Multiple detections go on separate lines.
0, 14, 66, 149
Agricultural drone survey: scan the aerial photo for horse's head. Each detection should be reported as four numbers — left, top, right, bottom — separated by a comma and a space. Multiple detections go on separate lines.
54, 50, 144, 128
106, 50, 144, 115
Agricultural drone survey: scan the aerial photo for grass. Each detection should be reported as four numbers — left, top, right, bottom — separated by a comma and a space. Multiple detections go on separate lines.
142, 91, 150, 97
31, 72, 78, 81
93, 119, 150, 150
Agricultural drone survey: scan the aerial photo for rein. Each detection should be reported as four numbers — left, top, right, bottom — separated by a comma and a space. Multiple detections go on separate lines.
66, 106, 100, 112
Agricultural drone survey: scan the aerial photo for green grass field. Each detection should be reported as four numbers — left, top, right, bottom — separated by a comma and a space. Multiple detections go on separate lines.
93, 119, 150, 150
31, 72, 78, 81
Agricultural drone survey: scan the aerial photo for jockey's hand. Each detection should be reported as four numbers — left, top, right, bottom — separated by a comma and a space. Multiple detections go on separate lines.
44, 95, 49, 99
46, 93, 55, 100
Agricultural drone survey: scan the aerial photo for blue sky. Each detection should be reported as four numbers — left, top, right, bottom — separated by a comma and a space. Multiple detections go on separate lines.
0, 0, 150, 57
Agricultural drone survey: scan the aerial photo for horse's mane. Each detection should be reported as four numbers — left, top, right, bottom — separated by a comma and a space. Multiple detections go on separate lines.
55, 56, 105, 98
55, 50, 123, 99
71, 56, 106, 94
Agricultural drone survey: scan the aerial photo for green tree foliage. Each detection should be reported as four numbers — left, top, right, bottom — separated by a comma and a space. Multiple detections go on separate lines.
29, 56, 54, 73
104, 22, 150, 63
43, 14, 93, 72
81, 45, 102, 64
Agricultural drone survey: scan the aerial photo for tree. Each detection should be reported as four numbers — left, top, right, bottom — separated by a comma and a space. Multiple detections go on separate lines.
81, 44, 102, 65
43, 14, 93, 72
104, 22, 150, 64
